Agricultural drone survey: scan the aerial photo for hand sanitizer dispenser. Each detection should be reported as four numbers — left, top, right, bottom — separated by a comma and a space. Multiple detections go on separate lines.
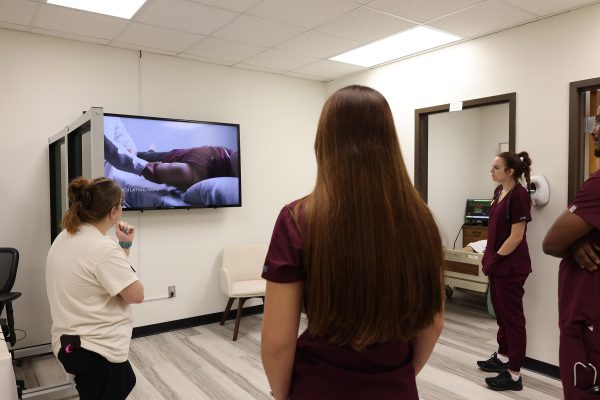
529, 175, 549, 206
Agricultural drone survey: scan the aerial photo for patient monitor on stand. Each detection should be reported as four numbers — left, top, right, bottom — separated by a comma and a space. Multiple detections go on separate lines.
464, 199, 492, 226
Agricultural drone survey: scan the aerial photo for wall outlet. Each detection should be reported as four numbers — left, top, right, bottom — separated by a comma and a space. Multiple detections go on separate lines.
168, 285, 176, 298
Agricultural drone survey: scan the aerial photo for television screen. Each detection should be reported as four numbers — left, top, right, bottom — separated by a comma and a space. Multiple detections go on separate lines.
464, 199, 492, 225
103, 113, 241, 210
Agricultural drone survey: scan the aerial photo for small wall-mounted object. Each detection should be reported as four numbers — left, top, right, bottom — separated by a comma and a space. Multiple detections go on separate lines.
529, 175, 549, 206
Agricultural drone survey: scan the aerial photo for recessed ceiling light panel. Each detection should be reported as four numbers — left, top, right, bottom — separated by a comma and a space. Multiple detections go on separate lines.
330, 26, 461, 67
47, 0, 147, 19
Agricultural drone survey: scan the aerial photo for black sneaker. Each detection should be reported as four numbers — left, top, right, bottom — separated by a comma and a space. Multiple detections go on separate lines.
485, 371, 523, 391
477, 352, 508, 373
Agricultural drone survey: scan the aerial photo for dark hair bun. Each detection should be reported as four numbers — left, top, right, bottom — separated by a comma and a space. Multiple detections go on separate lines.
517, 151, 532, 167
68, 176, 92, 204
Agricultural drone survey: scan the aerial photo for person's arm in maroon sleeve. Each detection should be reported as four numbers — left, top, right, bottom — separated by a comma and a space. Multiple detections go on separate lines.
497, 188, 530, 256
543, 211, 598, 270
569, 235, 600, 271
262, 205, 304, 283
497, 221, 526, 256
544, 175, 600, 269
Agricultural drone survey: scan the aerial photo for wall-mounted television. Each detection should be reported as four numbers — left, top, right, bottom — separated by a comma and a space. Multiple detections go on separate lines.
103, 113, 241, 210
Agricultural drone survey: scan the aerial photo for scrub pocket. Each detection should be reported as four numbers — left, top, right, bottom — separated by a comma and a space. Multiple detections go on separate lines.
487, 254, 510, 276
570, 324, 600, 393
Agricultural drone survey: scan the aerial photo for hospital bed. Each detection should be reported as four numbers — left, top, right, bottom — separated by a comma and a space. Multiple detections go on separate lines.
443, 248, 495, 317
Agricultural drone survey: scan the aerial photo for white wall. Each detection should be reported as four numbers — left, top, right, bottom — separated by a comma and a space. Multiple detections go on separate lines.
326, 3, 600, 365
428, 104, 508, 249
0, 29, 324, 348
428, 108, 482, 248
478, 103, 510, 193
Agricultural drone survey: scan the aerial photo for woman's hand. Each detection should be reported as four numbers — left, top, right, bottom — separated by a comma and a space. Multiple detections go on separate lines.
116, 221, 135, 242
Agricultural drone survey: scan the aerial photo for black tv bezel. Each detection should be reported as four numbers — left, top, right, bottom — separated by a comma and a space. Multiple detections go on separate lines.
104, 112, 241, 211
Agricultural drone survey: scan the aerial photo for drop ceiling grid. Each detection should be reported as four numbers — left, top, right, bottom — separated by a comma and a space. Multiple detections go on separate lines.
1, 0, 599, 81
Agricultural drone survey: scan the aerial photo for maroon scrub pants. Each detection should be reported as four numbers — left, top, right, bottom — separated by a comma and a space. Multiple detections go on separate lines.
489, 274, 528, 372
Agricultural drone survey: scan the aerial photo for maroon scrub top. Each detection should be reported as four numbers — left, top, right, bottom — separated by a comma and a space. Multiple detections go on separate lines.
559, 170, 600, 335
482, 184, 532, 276
262, 201, 419, 400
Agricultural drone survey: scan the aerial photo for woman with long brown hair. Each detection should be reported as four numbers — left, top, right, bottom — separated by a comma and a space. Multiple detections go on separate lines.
261, 85, 445, 399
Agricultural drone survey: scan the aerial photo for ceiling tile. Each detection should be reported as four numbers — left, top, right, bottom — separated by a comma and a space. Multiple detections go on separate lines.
241, 49, 317, 71
276, 30, 360, 58
177, 52, 236, 66
185, 37, 265, 62
212, 14, 304, 47
292, 59, 367, 80
428, 0, 537, 38
31, 27, 110, 44
114, 22, 203, 52
502, 0, 598, 16
34, 4, 129, 40
135, 0, 239, 35
189, 0, 263, 13
235, 63, 287, 75
247, 0, 359, 29
368, 0, 485, 23
284, 71, 328, 82
111, 41, 177, 56
2, 0, 597, 82
316, 7, 415, 44
0, 0, 37, 26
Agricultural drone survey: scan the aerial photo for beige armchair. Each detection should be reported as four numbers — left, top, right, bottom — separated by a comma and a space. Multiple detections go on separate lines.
220, 244, 268, 341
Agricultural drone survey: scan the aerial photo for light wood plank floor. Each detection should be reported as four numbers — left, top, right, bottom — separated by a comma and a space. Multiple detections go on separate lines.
15, 291, 563, 399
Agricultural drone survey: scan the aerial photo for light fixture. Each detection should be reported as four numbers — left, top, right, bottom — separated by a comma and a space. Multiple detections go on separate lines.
330, 26, 461, 67
46, 0, 147, 19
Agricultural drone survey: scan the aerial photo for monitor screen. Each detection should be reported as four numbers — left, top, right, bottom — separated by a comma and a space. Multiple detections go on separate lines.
103, 113, 241, 210
465, 199, 492, 224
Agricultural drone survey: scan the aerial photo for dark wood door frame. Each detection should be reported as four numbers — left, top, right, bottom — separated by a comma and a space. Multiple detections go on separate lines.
414, 92, 516, 201
568, 77, 600, 203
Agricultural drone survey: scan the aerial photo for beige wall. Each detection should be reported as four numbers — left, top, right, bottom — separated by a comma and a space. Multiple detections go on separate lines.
0, 29, 324, 347
427, 104, 508, 247
5, 1, 600, 366
428, 107, 483, 247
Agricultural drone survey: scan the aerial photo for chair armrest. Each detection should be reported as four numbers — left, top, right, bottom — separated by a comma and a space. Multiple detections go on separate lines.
0, 292, 21, 303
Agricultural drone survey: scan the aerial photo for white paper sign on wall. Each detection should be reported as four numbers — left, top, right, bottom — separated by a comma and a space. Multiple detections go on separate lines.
449, 101, 463, 112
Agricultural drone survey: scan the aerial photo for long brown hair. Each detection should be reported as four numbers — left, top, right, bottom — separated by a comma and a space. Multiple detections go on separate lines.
300, 85, 444, 350
61, 177, 122, 233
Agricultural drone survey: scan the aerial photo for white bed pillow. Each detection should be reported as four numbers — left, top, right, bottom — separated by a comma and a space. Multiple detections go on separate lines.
183, 177, 239, 206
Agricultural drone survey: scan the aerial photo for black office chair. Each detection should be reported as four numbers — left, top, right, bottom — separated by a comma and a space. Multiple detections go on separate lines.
0, 248, 21, 347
